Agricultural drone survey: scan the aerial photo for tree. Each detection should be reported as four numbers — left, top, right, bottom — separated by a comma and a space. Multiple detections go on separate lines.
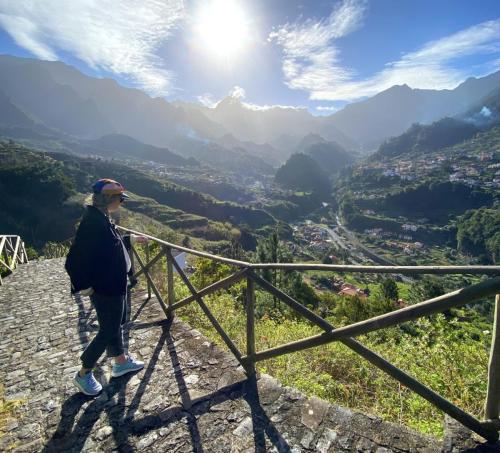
182, 235, 191, 248
225, 237, 246, 260
408, 277, 445, 304
457, 208, 500, 264
380, 278, 399, 301
335, 295, 368, 323
256, 229, 319, 311
322, 253, 333, 264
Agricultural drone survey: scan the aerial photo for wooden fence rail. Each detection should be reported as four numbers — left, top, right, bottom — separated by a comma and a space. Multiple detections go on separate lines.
117, 225, 500, 442
0, 235, 29, 285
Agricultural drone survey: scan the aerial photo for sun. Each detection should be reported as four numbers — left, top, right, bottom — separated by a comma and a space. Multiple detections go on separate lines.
193, 0, 251, 60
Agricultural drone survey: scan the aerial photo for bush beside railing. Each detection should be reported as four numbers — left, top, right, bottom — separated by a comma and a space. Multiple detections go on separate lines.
118, 225, 500, 442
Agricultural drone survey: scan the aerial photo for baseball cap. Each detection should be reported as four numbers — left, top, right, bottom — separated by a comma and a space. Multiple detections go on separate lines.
92, 178, 130, 199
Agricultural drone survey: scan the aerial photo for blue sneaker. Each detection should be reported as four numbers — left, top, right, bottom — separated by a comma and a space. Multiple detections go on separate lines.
74, 371, 102, 396
111, 356, 144, 378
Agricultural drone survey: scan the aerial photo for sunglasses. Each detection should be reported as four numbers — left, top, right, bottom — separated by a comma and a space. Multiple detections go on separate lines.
119, 195, 126, 203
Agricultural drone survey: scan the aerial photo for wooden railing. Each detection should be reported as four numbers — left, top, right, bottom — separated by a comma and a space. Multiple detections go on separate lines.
0, 235, 29, 285
117, 225, 500, 443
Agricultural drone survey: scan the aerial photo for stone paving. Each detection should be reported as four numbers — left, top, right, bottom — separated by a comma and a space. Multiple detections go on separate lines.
0, 258, 496, 452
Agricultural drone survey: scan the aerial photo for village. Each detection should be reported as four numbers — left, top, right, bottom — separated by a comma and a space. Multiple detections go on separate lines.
355, 146, 500, 190
289, 221, 411, 305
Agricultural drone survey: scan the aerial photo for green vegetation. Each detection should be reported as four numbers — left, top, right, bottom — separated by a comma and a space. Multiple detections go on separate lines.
0, 383, 25, 450
374, 117, 479, 160
335, 120, 499, 264
380, 182, 493, 223
0, 144, 79, 247
457, 208, 500, 264
380, 278, 399, 302
275, 153, 331, 196
303, 141, 355, 174
162, 255, 493, 438
129, 223, 496, 439
256, 230, 320, 315
0, 140, 278, 253
47, 150, 275, 230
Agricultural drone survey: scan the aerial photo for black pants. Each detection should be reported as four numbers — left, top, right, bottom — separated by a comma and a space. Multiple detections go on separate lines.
80, 289, 128, 369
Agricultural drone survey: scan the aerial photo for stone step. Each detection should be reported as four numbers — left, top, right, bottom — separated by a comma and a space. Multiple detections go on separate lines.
0, 257, 473, 452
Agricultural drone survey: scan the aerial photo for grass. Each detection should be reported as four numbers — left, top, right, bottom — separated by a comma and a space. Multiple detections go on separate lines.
0, 383, 25, 450
175, 289, 489, 438
136, 247, 491, 439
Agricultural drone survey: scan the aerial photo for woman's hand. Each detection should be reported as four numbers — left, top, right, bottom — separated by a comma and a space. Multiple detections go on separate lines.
131, 234, 149, 245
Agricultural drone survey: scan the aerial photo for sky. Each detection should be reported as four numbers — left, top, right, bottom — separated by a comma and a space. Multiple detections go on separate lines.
0, 0, 499, 115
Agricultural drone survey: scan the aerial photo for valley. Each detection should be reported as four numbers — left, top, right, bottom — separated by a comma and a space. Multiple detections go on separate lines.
0, 54, 499, 440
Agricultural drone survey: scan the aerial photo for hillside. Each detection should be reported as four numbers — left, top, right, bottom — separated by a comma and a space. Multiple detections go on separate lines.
0, 140, 278, 251
0, 56, 275, 176
178, 95, 357, 152
275, 153, 331, 195
335, 122, 500, 264
2, 54, 500, 168
82, 134, 199, 167
460, 85, 500, 127
0, 55, 226, 144
302, 140, 355, 174
327, 70, 500, 150
372, 117, 480, 160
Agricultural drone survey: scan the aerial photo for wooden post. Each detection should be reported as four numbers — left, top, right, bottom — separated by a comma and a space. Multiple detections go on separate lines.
145, 243, 151, 300
131, 247, 169, 317
166, 247, 175, 320
20, 241, 27, 263
129, 243, 136, 276
167, 249, 244, 364
12, 237, 20, 270
0, 236, 5, 284
245, 276, 256, 376
5, 237, 12, 269
485, 294, 500, 422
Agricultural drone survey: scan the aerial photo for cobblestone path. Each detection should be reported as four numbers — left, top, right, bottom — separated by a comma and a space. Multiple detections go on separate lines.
0, 258, 471, 452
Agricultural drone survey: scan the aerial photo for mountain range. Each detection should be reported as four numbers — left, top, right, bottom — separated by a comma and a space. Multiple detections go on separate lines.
1, 54, 500, 166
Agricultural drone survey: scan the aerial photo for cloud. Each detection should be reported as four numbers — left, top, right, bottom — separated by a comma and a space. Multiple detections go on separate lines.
270, 2, 500, 102
269, 0, 367, 96
0, 0, 185, 95
215, 85, 304, 110
229, 85, 246, 99
243, 102, 306, 111
480, 106, 492, 117
316, 105, 340, 112
197, 93, 217, 107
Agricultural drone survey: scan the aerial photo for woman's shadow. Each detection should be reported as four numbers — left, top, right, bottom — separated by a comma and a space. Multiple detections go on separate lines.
44, 285, 292, 452
42, 371, 139, 452
42, 287, 146, 452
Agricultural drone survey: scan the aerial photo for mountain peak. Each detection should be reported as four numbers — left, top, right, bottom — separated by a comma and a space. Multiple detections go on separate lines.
296, 133, 326, 151
387, 83, 411, 92
215, 95, 243, 110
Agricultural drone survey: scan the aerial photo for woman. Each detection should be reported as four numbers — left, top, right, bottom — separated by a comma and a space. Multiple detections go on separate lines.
66, 178, 145, 396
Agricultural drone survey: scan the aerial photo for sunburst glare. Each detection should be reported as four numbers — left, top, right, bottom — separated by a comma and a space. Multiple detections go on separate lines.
193, 0, 252, 60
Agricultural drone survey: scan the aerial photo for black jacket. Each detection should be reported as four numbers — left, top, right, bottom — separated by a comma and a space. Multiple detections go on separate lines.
65, 205, 129, 296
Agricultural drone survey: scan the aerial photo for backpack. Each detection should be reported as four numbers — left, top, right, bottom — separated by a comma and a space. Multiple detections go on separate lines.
65, 235, 92, 295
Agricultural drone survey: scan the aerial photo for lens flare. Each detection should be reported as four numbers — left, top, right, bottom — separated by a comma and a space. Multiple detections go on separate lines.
193, 0, 251, 60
